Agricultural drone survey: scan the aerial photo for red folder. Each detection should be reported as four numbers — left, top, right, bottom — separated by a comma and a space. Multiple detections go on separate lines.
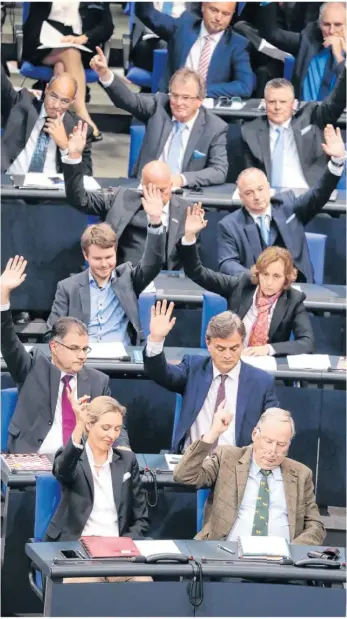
80, 536, 141, 558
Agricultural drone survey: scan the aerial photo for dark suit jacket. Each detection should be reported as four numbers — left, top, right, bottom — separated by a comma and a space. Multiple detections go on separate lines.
179, 242, 314, 356
1, 66, 93, 175
22, 2, 113, 61
218, 166, 340, 282
62, 161, 188, 269
102, 74, 228, 187
174, 440, 325, 545
241, 67, 346, 187
260, 4, 345, 98
143, 350, 278, 453
1, 309, 129, 453
136, 3, 253, 99
45, 438, 149, 542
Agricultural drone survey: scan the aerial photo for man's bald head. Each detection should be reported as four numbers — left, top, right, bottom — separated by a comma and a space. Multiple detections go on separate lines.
141, 161, 172, 205
237, 167, 271, 215
44, 72, 77, 118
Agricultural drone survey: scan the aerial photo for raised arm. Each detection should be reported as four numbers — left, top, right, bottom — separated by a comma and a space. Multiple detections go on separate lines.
259, 3, 301, 57
0, 256, 34, 385
179, 204, 240, 296
312, 65, 347, 129
53, 393, 91, 484
135, 2, 178, 41
47, 281, 69, 330
90, 47, 156, 122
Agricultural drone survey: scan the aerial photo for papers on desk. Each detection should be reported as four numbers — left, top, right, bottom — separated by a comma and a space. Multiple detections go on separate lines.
21, 174, 101, 190
203, 98, 215, 109
38, 21, 92, 52
238, 535, 291, 560
135, 540, 181, 557
88, 342, 129, 360
258, 39, 293, 62
241, 355, 277, 372
0, 345, 32, 358
142, 280, 157, 293
164, 454, 183, 471
287, 354, 331, 371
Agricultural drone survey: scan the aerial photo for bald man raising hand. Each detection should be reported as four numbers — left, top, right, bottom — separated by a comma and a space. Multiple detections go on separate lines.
63, 156, 191, 269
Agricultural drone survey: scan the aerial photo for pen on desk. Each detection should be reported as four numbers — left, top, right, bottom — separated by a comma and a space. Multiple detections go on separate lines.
218, 544, 235, 556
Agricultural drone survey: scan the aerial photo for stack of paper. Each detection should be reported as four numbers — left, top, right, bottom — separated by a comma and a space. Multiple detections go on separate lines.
241, 355, 277, 372
238, 535, 291, 560
135, 540, 180, 557
88, 342, 129, 360
22, 174, 100, 190
38, 21, 92, 52
164, 454, 182, 471
287, 354, 331, 370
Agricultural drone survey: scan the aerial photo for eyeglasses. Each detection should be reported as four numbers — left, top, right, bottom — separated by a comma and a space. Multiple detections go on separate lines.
46, 92, 72, 107
53, 340, 92, 355
168, 92, 200, 102
257, 429, 290, 454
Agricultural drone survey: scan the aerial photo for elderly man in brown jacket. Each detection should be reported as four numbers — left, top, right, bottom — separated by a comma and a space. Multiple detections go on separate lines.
174, 406, 325, 545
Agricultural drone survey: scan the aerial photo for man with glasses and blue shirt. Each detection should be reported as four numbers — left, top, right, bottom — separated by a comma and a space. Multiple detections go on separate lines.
0, 256, 129, 454
90, 47, 228, 188
1, 66, 93, 176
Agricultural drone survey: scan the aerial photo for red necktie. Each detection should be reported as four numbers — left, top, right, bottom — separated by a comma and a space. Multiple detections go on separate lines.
61, 375, 75, 445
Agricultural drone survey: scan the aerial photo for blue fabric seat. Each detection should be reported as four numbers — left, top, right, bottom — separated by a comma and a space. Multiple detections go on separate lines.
305, 232, 327, 285
200, 292, 228, 349
1, 388, 18, 452
128, 124, 145, 176
197, 488, 211, 533
138, 292, 156, 339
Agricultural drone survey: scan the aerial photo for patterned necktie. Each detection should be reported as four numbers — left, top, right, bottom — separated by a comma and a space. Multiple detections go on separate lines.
165, 121, 186, 175
28, 124, 51, 173
248, 287, 281, 347
162, 2, 173, 14
257, 215, 270, 247
61, 375, 75, 445
198, 35, 213, 83
270, 126, 285, 189
252, 469, 272, 536
214, 374, 228, 413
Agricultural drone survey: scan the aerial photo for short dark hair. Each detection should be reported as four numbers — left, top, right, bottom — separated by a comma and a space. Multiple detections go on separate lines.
81, 222, 117, 254
50, 317, 88, 341
206, 311, 246, 343
264, 78, 295, 98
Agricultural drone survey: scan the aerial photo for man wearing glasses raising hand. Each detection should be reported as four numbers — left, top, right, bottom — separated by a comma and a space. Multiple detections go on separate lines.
90, 47, 228, 188
0, 256, 129, 454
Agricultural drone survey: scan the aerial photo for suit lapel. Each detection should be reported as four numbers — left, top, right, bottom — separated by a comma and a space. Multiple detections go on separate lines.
113, 190, 143, 239
76, 368, 93, 399
180, 22, 200, 65
78, 270, 91, 326
235, 446, 253, 510
235, 362, 251, 445
25, 99, 42, 145
281, 459, 298, 542
110, 451, 123, 512
206, 33, 229, 86
244, 220, 263, 265
291, 121, 307, 173
79, 449, 94, 498
182, 110, 205, 170
167, 197, 186, 261
271, 207, 294, 256
258, 125, 272, 177
49, 363, 61, 423
111, 277, 141, 333
269, 290, 288, 339
157, 113, 174, 160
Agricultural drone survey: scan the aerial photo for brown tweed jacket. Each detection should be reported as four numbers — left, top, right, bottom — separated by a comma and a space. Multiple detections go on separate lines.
173, 440, 325, 545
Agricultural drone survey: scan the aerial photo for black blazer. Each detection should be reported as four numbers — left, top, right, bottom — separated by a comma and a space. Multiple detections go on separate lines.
1, 309, 129, 453
179, 242, 314, 356
62, 161, 188, 270
260, 4, 345, 98
241, 67, 346, 187
22, 2, 114, 62
45, 438, 149, 542
1, 65, 93, 176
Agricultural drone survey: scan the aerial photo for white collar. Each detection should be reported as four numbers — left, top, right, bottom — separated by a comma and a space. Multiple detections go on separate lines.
212, 360, 241, 381
172, 108, 200, 130
268, 118, 292, 131
248, 204, 272, 224
200, 21, 225, 44
59, 370, 77, 380
86, 441, 113, 466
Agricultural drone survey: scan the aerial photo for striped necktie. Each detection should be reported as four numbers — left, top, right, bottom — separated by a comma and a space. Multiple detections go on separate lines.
28, 123, 51, 173
198, 35, 213, 83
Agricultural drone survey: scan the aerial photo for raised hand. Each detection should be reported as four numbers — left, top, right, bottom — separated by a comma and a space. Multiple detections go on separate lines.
184, 202, 207, 242
90, 45, 112, 80
322, 125, 345, 159
45, 112, 68, 150
203, 399, 233, 444
66, 390, 91, 426
243, 344, 270, 357
323, 33, 346, 63
141, 183, 163, 225
0, 255, 27, 295
148, 300, 176, 342
68, 121, 89, 158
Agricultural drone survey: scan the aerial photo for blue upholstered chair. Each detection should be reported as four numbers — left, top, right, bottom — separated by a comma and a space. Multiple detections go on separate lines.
1, 388, 18, 452
200, 292, 228, 349
196, 488, 211, 533
151, 48, 168, 93
128, 124, 145, 176
305, 232, 327, 285
138, 292, 156, 339
171, 394, 182, 451
283, 55, 295, 81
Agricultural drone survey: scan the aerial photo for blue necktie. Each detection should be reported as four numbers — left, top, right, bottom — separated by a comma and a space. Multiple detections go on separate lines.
271, 126, 285, 189
257, 215, 270, 246
28, 124, 50, 173
165, 121, 186, 175
162, 2, 173, 15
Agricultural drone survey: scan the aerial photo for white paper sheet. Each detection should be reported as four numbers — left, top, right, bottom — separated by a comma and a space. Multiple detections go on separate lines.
239, 535, 291, 558
39, 21, 92, 52
88, 342, 128, 360
22, 174, 100, 190
83, 176, 101, 191
203, 98, 215, 109
0, 345, 32, 358
164, 454, 183, 471
241, 355, 277, 372
291, 284, 302, 292
142, 281, 157, 293
135, 540, 181, 557
287, 354, 331, 370
258, 39, 293, 62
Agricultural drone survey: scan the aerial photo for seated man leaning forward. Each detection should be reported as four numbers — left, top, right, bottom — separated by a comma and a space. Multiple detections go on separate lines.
143, 301, 278, 453
46, 393, 150, 583
174, 406, 325, 545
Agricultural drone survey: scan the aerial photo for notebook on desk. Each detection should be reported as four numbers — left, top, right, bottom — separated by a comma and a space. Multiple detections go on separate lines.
80, 536, 141, 558
238, 536, 291, 561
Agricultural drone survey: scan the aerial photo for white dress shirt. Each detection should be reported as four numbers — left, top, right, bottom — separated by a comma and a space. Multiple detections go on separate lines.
227, 455, 290, 541
39, 372, 77, 455
159, 109, 200, 186
48, 1, 82, 34
185, 22, 224, 73
80, 442, 120, 537
146, 339, 240, 450
243, 286, 278, 355
248, 204, 272, 238
7, 104, 65, 176
269, 118, 308, 189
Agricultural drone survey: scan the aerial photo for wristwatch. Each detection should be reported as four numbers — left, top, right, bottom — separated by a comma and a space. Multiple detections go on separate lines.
148, 222, 162, 229
331, 156, 345, 166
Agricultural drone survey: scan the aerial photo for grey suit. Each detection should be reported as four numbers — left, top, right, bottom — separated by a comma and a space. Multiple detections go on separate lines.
47, 205, 165, 342
241, 66, 346, 186
62, 161, 188, 269
1, 309, 129, 453
101, 74, 228, 187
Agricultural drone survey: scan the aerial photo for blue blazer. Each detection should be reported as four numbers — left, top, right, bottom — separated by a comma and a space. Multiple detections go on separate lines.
218, 166, 340, 282
143, 351, 278, 453
136, 3, 253, 99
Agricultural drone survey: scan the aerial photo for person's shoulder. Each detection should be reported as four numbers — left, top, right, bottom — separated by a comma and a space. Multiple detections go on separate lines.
203, 107, 228, 130
58, 271, 88, 289
218, 443, 248, 462
219, 208, 244, 227
286, 286, 306, 304
113, 447, 136, 466
182, 353, 210, 369
282, 456, 313, 479
81, 365, 108, 384
242, 115, 267, 137
228, 27, 249, 48
302, 21, 322, 43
